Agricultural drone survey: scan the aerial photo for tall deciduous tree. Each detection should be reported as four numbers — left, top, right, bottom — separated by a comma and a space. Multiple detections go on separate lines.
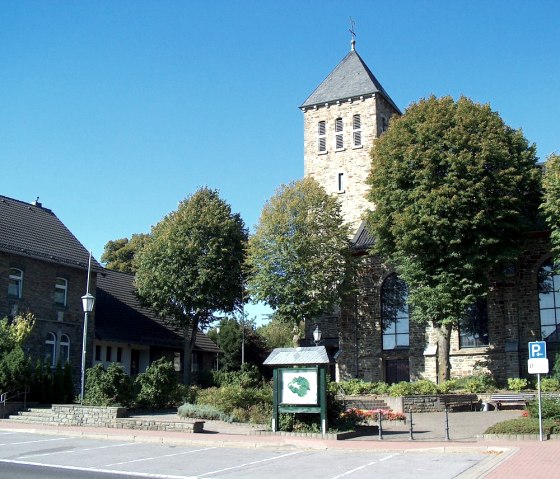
541, 154, 560, 257
134, 188, 247, 384
246, 177, 350, 326
367, 95, 541, 382
101, 234, 150, 273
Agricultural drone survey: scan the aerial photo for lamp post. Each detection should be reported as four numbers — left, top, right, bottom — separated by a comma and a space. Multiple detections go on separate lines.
80, 252, 95, 403
313, 325, 322, 346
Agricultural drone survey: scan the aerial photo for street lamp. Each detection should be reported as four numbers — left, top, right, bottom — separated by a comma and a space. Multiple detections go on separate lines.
80, 252, 95, 404
313, 325, 322, 346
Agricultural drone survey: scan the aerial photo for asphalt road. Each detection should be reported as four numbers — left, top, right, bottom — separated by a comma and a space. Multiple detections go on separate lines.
0, 431, 488, 479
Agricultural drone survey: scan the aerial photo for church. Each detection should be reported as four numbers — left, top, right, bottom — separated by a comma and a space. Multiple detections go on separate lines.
299, 38, 557, 385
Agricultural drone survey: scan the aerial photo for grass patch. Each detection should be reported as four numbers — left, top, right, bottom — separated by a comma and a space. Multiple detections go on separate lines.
484, 417, 560, 435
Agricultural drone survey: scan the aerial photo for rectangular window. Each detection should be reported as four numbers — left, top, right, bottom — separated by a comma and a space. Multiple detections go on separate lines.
459, 300, 489, 348
337, 173, 345, 192
95, 345, 101, 361
381, 116, 388, 133
106, 346, 112, 362
54, 277, 68, 306
353, 114, 362, 147
116, 347, 122, 363
335, 118, 343, 150
317, 121, 326, 152
8, 268, 23, 298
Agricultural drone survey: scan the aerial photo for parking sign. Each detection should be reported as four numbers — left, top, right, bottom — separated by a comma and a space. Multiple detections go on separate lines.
529, 341, 547, 359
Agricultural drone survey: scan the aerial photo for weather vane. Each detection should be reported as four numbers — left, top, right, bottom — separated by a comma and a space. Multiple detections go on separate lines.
349, 17, 356, 51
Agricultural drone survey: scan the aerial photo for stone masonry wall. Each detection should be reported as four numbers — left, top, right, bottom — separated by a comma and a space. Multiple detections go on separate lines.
51, 405, 127, 427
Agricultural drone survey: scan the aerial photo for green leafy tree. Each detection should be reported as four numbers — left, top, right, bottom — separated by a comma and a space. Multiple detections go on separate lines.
135, 358, 179, 408
246, 177, 350, 326
541, 153, 560, 257
0, 313, 35, 392
101, 233, 150, 273
257, 317, 297, 350
135, 187, 247, 384
367, 95, 541, 382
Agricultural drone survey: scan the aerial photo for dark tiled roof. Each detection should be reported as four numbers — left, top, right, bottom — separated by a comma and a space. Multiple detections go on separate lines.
300, 49, 401, 114
0, 195, 101, 271
95, 269, 220, 353
351, 221, 375, 252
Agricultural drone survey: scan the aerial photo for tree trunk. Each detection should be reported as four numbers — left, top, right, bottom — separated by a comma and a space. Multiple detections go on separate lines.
182, 321, 199, 385
435, 322, 452, 384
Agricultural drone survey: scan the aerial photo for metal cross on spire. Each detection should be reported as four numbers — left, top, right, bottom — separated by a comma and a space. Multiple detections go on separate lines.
349, 17, 356, 51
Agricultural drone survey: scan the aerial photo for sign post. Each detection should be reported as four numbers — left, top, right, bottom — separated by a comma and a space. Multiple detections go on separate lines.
528, 341, 549, 441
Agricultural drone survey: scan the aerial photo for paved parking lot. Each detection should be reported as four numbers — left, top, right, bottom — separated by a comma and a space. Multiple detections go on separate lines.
0, 431, 487, 479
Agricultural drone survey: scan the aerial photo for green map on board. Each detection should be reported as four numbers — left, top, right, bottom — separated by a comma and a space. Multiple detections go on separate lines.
287, 376, 310, 397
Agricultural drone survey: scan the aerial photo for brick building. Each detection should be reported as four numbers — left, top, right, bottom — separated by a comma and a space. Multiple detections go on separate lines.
0, 195, 219, 391
299, 42, 558, 384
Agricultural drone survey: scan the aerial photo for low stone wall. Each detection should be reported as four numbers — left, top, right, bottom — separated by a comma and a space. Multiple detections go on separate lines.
403, 394, 478, 412
51, 405, 128, 427
115, 418, 204, 433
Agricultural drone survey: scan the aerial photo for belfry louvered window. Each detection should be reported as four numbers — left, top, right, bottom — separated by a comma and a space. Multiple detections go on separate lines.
335, 117, 344, 150
317, 121, 326, 152
353, 114, 362, 147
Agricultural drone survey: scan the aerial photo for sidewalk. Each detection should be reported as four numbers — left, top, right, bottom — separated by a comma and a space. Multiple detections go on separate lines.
1, 410, 558, 478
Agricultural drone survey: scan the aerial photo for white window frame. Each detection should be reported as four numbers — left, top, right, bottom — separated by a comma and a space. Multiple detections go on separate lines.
335, 117, 344, 150
54, 277, 68, 306
317, 120, 327, 153
352, 114, 362, 147
60, 334, 70, 363
8, 268, 23, 298
45, 332, 57, 367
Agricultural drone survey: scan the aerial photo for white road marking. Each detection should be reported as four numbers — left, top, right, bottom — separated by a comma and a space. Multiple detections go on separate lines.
19, 441, 139, 458
0, 437, 67, 447
0, 459, 198, 478
199, 450, 304, 477
104, 446, 217, 467
330, 454, 398, 478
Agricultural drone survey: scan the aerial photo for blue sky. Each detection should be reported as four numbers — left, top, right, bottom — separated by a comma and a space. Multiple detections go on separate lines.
2, 1, 559, 323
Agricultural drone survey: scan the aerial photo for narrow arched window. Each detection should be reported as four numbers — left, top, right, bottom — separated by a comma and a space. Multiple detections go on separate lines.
459, 299, 489, 348
335, 117, 344, 150
60, 334, 70, 363
317, 121, 326, 153
352, 114, 362, 147
381, 274, 410, 350
538, 259, 560, 342
8, 268, 23, 298
45, 332, 57, 367
54, 277, 68, 306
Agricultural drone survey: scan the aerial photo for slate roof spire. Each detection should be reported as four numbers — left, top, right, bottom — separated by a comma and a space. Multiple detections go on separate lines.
300, 46, 401, 114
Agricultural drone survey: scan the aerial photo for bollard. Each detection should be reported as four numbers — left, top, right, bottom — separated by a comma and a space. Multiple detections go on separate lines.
444, 407, 450, 441
409, 410, 414, 440
378, 411, 383, 440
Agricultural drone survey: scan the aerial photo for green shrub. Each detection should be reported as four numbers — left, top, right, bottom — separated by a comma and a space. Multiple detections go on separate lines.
230, 402, 272, 424
175, 384, 198, 404
527, 397, 560, 420
541, 377, 560, 392
177, 402, 232, 422
462, 374, 497, 393
337, 379, 381, 395
485, 417, 559, 435
413, 379, 438, 395
278, 413, 321, 433
195, 384, 272, 415
84, 363, 135, 407
0, 347, 31, 392
507, 378, 529, 392
211, 363, 264, 388
438, 379, 459, 393
135, 358, 178, 409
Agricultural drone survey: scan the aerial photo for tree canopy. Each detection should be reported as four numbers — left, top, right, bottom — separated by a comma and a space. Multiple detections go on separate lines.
541, 154, 560, 258
367, 95, 541, 380
101, 233, 150, 273
245, 177, 350, 325
134, 187, 247, 384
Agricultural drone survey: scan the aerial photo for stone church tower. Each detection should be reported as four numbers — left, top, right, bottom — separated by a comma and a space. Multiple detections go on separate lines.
300, 39, 400, 234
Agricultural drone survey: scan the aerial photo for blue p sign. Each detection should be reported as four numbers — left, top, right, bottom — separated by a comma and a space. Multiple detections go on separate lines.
529, 341, 547, 359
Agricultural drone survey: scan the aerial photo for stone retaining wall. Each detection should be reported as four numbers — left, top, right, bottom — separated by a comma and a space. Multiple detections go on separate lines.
115, 419, 204, 433
51, 405, 128, 427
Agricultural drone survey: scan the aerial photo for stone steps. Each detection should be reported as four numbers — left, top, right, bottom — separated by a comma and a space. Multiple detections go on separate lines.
7, 407, 54, 424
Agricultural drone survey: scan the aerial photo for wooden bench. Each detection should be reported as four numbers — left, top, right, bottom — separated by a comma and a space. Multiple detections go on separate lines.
484, 393, 535, 411
441, 394, 479, 412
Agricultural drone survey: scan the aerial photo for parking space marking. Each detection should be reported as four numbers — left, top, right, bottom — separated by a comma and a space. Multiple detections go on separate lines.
199, 450, 304, 477
0, 459, 198, 479
330, 453, 397, 478
104, 446, 217, 467
19, 441, 139, 459
0, 437, 67, 447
